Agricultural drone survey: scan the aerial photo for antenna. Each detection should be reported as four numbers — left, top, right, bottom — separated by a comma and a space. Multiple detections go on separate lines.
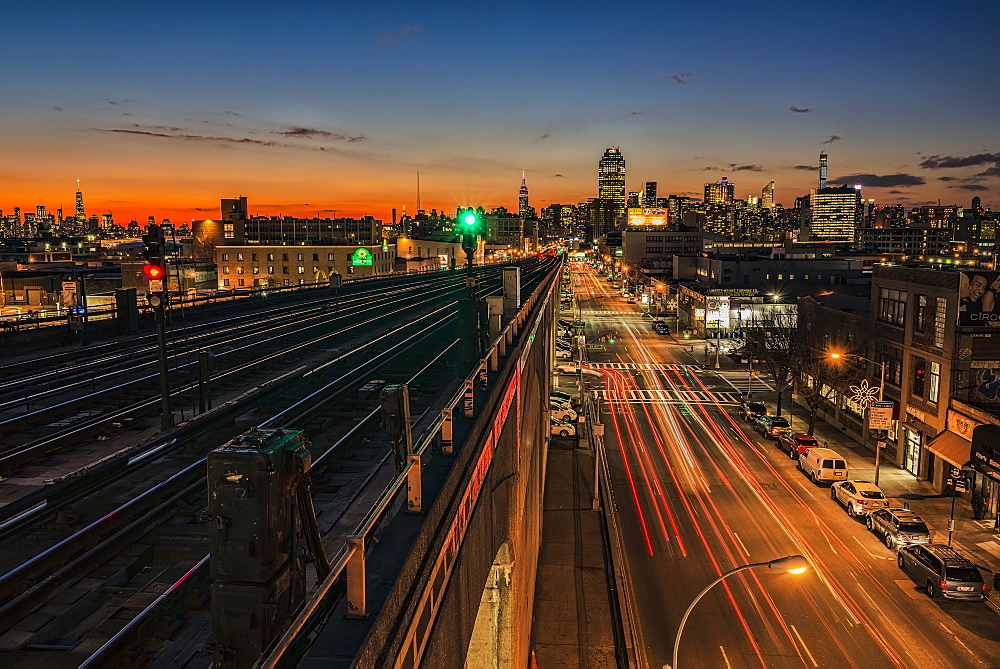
416, 171, 421, 212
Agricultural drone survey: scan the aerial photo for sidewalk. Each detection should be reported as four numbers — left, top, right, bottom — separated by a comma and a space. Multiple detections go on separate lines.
530, 377, 618, 667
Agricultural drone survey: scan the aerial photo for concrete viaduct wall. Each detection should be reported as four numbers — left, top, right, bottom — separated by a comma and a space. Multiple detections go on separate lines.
352, 268, 559, 668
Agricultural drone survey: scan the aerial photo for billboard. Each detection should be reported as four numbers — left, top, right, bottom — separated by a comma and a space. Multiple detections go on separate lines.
627, 208, 668, 226
959, 270, 1000, 326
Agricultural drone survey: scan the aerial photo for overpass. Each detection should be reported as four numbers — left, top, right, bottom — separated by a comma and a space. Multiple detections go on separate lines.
247, 259, 568, 667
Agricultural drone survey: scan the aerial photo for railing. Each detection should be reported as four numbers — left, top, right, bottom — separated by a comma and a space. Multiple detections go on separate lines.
258, 261, 560, 668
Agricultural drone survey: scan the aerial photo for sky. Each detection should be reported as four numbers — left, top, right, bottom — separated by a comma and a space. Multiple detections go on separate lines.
2, 0, 999, 224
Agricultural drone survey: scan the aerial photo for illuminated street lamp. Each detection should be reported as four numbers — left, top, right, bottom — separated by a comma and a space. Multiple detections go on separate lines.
670, 555, 809, 668
830, 352, 888, 485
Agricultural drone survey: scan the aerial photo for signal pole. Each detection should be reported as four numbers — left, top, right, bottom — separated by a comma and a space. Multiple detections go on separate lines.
142, 224, 173, 431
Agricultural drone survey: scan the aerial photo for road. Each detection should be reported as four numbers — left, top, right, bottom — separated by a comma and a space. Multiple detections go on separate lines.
567, 263, 1000, 668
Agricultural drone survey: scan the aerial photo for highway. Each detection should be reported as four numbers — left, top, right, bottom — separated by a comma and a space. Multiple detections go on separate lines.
569, 264, 1000, 668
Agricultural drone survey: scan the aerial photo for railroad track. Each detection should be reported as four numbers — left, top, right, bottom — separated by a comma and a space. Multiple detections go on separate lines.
0, 258, 559, 667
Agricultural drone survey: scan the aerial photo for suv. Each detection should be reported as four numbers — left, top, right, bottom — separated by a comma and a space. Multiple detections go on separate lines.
867, 507, 931, 550
830, 480, 889, 517
897, 544, 987, 601
754, 415, 791, 439
736, 400, 767, 422
777, 432, 818, 459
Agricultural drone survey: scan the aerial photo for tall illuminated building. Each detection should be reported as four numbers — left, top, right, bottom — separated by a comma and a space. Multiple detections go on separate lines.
598, 147, 626, 236
703, 177, 735, 206
819, 152, 828, 188
75, 180, 85, 220
519, 171, 530, 219
762, 181, 775, 210
805, 185, 861, 242
644, 181, 657, 206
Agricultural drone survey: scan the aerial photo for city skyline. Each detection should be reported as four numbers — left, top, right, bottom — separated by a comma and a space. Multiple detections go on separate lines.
2, 1, 998, 223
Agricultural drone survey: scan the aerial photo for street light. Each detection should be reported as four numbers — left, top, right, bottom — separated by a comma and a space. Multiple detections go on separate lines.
671, 555, 809, 668
830, 352, 888, 486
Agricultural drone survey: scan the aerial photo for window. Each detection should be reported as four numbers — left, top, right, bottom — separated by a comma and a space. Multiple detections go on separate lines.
875, 343, 903, 386
312, 253, 319, 261
878, 288, 906, 326
238, 278, 245, 287
645, 235, 663, 243
328, 253, 335, 261
297, 253, 304, 261
267, 253, 274, 261
912, 355, 927, 397
236, 266, 244, 274
934, 297, 947, 348
237, 253, 244, 261
645, 247, 664, 253
282, 253, 289, 261
223, 223, 234, 239
251, 253, 258, 262
267, 266, 274, 275
928, 361, 941, 403
221, 253, 229, 261
223, 278, 230, 286
222, 267, 230, 275
252, 266, 259, 275
298, 266, 305, 274
915, 294, 927, 332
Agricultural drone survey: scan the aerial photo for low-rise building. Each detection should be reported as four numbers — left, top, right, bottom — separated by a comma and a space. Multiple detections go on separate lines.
214, 244, 395, 289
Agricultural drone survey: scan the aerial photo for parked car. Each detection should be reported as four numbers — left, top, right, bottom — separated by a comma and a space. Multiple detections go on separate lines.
555, 348, 573, 359
626, 296, 636, 304
797, 447, 849, 485
897, 544, 987, 601
551, 403, 578, 422
867, 507, 932, 550
830, 480, 889, 517
550, 390, 575, 405
777, 432, 819, 459
550, 417, 577, 438
735, 400, 767, 422
754, 414, 791, 439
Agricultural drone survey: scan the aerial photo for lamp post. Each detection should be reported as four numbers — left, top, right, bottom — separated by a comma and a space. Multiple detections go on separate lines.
670, 555, 809, 669
831, 352, 888, 486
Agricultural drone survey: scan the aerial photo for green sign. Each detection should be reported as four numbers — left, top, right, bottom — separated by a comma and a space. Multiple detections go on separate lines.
351, 248, 373, 266
586, 344, 604, 349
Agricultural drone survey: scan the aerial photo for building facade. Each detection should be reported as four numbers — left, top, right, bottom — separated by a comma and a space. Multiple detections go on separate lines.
803, 186, 862, 242
214, 243, 395, 289
598, 147, 626, 237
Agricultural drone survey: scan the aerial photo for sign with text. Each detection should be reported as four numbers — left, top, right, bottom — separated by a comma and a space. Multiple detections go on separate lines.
868, 403, 894, 430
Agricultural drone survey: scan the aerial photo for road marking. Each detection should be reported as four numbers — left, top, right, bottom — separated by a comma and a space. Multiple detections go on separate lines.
852, 535, 886, 561
719, 645, 732, 668
732, 531, 749, 558
938, 620, 976, 659
894, 579, 925, 599
790, 625, 818, 667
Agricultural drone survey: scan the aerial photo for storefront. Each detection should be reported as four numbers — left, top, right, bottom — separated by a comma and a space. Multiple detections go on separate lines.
971, 424, 1000, 527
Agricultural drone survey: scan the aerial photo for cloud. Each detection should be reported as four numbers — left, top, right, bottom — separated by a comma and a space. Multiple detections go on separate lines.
277, 127, 366, 142
835, 173, 926, 187
938, 176, 957, 181
224, 110, 241, 116
792, 165, 814, 170
887, 190, 903, 194
822, 135, 841, 144
789, 106, 812, 113
53, 106, 64, 112
919, 152, 1000, 169
538, 133, 549, 140
108, 100, 119, 105
701, 166, 716, 171
663, 71, 692, 85
377, 24, 422, 47
194, 207, 214, 211
952, 184, 989, 191
727, 163, 763, 172
630, 111, 642, 116
135, 123, 182, 132
553, 174, 565, 178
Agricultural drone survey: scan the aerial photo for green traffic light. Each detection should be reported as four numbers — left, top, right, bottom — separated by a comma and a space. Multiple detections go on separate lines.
464, 212, 477, 225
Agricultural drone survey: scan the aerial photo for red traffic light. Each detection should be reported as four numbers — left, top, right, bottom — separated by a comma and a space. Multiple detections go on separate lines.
143, 263, 165, 280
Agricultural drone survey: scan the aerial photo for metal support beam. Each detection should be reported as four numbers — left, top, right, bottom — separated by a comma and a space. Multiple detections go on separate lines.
407, 454, 422, 514
345, 537, 367, 619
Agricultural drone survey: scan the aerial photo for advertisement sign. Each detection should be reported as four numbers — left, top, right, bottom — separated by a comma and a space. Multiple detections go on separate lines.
705, 296, 731, 330
60, 281, 78, 309
627, 208, 668, 226
971, 425, 1000, 482
869, 403, 894, 430
351, 248, 373, 266
959, 271, 1000, 326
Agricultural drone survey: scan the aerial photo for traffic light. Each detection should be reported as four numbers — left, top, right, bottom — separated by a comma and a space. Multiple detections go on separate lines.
142, 224, 166, 284
460, 208, 481, 254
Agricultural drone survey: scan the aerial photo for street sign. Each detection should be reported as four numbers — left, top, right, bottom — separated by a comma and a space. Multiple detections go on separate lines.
868, 404, 894, 430
148, 279, 164, 293
586, 344, 604, 349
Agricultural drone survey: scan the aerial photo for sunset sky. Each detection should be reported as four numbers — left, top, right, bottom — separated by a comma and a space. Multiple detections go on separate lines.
3, 1, 998, 224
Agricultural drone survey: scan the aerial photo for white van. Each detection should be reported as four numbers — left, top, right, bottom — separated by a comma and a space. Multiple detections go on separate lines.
797, 447, 849, 485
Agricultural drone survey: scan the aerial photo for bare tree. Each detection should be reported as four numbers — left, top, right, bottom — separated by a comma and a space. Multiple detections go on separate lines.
742, 309, 797, 417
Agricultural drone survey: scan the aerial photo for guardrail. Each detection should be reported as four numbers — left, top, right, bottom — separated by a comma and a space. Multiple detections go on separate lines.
258, 261, 560, 668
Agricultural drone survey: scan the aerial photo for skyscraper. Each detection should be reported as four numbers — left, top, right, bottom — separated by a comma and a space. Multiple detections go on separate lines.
598, 147, 626, 236
703, 177, 735, 206
75, 180, 85, 221
761, 181, 775, 210
819, 152, 828, 189
644, 181, 657, 206
519, 171, 530, 219
804, 185, 861, 242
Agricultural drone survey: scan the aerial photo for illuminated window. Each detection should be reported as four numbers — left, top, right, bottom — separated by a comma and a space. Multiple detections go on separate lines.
237, 253, 244, 261
297, 253, 304, 261
223, 278, 230, 286
912, 355, 927, 396
221, 253, 229, 261
238, 278, 245, 287
267, 266, 274, 275
933, 297, 946, 348
222, 267, 230, 275
236, 266, 244, 275
878, 288, 906, 326
267, 253, 274, 261
252, 266, 259, 275
298, 266, 305, 274
928, 361, 941, 403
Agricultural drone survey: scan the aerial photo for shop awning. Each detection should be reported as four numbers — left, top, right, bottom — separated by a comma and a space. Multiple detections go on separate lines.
925, 430, 972, 468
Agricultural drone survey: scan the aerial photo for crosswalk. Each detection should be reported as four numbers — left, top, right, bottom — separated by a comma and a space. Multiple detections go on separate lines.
715, 370, 774, 393
596, 389, 742, 406
585, 362, 699, 372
